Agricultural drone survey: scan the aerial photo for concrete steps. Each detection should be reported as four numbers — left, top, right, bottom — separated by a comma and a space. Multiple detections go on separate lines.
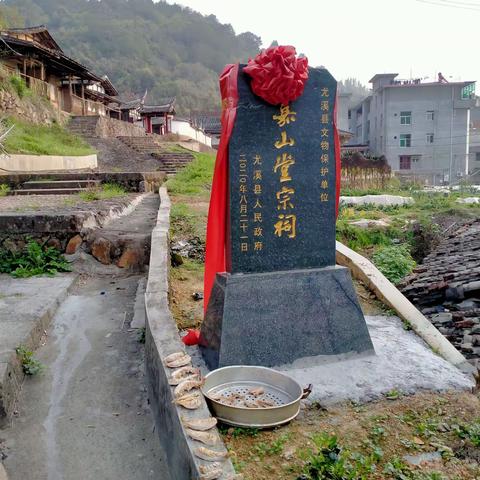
68, 116, 101, 137
152, 152, 195, 173
117, 136, 162, 154
12, 188, 86, 195
12, 177, 101, 195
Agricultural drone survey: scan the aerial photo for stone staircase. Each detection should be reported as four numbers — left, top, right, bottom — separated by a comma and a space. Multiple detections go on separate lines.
117, 135, 195, 174
117, 135, 163, 154
152, 152, 195, 174
12, 177, 100, 195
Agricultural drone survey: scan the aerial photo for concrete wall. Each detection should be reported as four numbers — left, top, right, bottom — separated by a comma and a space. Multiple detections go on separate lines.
0, 153, 97, 172
171, 119, 213, 147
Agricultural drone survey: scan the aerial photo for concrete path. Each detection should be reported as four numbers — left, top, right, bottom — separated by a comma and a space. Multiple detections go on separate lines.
0, 274, 77, 424
1, 275, 170, 480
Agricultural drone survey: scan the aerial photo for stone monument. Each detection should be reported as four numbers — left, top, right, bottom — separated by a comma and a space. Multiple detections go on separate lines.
200, 47, 374, 369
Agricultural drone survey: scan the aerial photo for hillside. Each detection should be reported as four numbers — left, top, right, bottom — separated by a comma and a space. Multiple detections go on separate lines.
1, 0, 262, 114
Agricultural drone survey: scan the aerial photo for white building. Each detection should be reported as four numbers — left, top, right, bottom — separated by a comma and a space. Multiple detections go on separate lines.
348, 73, 478, 185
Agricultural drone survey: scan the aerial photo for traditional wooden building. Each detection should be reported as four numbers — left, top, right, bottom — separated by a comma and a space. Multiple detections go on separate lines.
0, 25, 119, 116
140, 99, 176, 135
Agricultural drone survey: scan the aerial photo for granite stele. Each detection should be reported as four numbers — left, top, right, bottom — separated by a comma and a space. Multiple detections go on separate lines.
200, 65, 374, 369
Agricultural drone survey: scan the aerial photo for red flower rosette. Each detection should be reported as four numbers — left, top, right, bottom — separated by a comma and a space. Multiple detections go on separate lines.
243, 45, 308, 105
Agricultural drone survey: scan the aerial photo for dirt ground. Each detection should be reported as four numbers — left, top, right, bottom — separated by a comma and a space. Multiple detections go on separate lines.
167, 175, 480, 480
222, 392, 480, 480
0, 193, 138, 213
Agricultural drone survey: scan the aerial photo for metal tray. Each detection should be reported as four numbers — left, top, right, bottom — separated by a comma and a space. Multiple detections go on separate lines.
201, 365, 311, 428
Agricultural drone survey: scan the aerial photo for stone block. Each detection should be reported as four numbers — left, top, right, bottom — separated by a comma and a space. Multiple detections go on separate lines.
65, 234, 82, 254
200, 265, 374, 369
91, 237, 112, 265
117, 247, 141, 269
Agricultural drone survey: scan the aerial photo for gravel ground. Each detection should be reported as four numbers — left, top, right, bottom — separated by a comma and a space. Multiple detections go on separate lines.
0, 193, 139, 213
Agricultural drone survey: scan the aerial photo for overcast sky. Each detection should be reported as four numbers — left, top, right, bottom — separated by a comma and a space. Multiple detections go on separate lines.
163, 0, 480, 87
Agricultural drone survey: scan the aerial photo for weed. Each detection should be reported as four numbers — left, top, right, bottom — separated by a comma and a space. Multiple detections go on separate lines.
0, 183, 10, 196
137, 327, 146, 344
16, 345, 43, 375
254, 433, 289, 458
401, 319, 412, 330
218, 425, 259, 439
453, 420, 480, 446
384, 389, 402, 400
298, 433, 376, 480
0, 239, 71, 277
372, 244, 416, 284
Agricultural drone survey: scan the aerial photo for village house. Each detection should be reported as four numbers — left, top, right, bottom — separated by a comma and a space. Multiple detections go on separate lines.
348, 73, 478, 185
0, 25, 121, 117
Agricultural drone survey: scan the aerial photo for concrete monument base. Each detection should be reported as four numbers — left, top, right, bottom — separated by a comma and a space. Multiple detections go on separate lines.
200, 265, 374, 369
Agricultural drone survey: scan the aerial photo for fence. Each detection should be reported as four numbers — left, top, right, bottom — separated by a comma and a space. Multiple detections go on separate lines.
341, 153, 392, 190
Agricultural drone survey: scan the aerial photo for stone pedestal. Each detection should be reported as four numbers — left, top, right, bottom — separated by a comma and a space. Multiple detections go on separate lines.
200, 266, 374, 369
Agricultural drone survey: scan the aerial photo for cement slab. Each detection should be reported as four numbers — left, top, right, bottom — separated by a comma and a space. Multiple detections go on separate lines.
276, 315, 475, 405
0, 274, 76, 424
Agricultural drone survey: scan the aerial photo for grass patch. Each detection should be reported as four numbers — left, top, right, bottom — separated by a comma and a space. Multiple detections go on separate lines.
78, 183, 126, 201
0, 239, 71, 278
4, 118, 95, 156
166, 152, 215, 196
372, 245, 416, 284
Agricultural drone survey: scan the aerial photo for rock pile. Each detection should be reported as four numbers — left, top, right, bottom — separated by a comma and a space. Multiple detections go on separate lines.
399, 220, 480, 367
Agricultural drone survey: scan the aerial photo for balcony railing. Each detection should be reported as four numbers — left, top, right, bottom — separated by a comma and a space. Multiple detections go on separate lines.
19, 73, 49, 98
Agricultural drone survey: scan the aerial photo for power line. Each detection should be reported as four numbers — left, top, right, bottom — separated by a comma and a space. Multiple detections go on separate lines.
415, 0, 480, 11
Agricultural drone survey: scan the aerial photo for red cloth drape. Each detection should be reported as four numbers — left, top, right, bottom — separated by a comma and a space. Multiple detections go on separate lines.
203, 64, 239, 313
203, 66, 341, 312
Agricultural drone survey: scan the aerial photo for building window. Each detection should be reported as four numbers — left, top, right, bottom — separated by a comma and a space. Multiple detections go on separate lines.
348, 110, 351, 119
426, 110, 434, 120
400, 134, 411, 147
476, 152, 480, 162
400, 111, 412, 125
426, 133, 434, 144
399, 155, 411, 170
461, 83, 475, 99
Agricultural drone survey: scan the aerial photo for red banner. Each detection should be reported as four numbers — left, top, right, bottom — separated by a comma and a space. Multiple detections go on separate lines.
203, 63, 239, 313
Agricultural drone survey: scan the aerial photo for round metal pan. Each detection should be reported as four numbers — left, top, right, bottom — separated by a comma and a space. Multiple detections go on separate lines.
201, 365, 311, 428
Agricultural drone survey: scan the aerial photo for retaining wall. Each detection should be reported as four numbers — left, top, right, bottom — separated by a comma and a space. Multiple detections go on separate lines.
0, 154, 97, 172
144, 187, 235, 480
95, 115, 146, 138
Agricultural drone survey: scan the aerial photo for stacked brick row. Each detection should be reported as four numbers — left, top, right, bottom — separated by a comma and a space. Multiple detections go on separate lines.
399, 220, 480, 366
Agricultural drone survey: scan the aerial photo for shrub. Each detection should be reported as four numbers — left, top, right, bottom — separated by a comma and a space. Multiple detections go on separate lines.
9, 75, 30, 98
0, 239, 71, 277
372, 244, 416, 284
0, 183, 10, 196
